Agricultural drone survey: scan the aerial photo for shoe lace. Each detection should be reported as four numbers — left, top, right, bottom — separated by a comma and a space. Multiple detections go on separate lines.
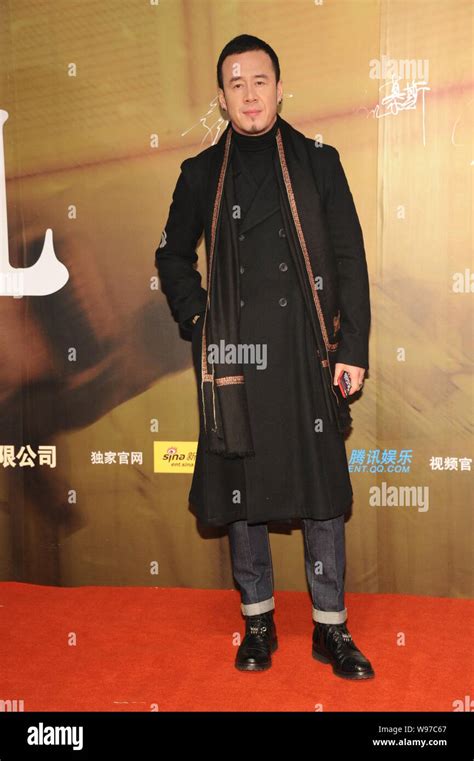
329, 624, 356, 650
247, 614, 271, 637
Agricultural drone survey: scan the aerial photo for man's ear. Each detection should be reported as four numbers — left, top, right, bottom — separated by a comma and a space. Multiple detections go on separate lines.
217, 87, 227, 111
218, 88, 227, 111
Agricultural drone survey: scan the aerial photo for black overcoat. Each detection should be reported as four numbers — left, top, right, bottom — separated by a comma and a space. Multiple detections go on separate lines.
156, 116, 371, 527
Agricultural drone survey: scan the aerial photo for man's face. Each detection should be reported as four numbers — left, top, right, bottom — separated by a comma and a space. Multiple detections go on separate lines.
218, 49, 283, 136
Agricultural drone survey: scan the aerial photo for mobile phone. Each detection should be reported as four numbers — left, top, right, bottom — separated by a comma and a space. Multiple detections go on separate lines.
337, 369, 352, 398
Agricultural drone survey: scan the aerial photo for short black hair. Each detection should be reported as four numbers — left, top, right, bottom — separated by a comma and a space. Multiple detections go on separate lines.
216, 34, 280, 90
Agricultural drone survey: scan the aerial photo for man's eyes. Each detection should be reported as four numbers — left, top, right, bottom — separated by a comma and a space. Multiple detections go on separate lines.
233, 81, 266, 88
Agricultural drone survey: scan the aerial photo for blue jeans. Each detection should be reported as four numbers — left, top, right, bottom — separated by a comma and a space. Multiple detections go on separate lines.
227, 516, 347, 624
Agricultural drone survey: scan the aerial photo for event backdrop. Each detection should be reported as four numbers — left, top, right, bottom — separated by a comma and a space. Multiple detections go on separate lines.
0, 0, 472, 599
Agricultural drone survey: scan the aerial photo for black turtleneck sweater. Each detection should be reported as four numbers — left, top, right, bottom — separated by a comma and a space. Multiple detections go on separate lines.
231, 117, 278, 188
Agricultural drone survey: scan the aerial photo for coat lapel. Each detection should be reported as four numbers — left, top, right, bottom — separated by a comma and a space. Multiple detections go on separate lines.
234, 157, 280, 235
204, 126, 281, 243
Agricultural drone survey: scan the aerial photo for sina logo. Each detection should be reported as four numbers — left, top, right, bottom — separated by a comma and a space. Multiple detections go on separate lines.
164, 446, 185, 462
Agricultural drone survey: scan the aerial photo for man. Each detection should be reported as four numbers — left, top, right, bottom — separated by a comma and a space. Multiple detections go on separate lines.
155, 35, 374, 679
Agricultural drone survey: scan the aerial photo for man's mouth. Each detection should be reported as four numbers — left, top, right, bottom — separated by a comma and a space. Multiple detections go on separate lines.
243, 110, 261, 116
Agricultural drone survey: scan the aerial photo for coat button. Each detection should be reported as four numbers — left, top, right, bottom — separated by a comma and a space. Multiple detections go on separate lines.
278, 228, 286, 238
278, 297, 287, 307
240, 265, 245, 274
240, 299, 245, 307
238, 233, 245, 241
279, 262, 288, 272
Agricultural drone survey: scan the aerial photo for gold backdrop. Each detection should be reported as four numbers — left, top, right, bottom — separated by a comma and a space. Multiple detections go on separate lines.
0, 0, 472, 599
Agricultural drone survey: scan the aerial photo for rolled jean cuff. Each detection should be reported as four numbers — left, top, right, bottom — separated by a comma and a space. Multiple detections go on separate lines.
312, 606, 347, 624
241, 596, 275, 616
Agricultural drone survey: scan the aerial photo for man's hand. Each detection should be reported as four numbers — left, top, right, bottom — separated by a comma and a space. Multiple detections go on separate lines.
333, 363, 365, 396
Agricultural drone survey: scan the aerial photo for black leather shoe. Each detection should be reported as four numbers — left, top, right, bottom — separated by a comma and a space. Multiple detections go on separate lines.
235, 610, 278, 671
312, 621, 375, 680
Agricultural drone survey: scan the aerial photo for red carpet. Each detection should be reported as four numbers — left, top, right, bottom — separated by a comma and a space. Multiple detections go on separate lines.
1, 582, 472, 712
